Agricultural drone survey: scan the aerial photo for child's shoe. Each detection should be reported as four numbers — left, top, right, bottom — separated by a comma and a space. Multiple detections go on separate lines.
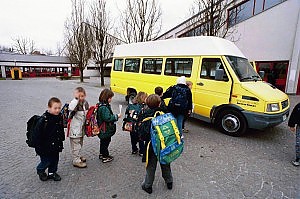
167, 182, 173, 190
291, 159, 300, 166
132, 150, 138, 155
48, 173, 61, 181
102, 155, 114, 163
73, 161, 87, 168
99, 154, 103, 160
80, 157, 87, 162
142, 184, 152, 194
182, 129, 189, 133
37, 171, 48, 181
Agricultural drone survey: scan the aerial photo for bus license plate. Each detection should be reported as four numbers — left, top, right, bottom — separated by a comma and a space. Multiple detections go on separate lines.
283, 115, 287, 121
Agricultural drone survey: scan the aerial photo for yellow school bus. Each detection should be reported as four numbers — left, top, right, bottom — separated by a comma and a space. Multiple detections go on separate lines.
110, 36, 289, 136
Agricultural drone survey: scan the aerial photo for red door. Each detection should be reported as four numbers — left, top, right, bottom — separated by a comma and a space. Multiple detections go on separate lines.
297, 73, 300, 95
256, 61, 289, 92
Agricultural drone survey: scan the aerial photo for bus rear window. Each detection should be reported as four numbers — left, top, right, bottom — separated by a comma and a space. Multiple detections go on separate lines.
164, 58, 192, 77
124, 59, 140, 73
113, 59, 123, 71
142, 58, 163, 74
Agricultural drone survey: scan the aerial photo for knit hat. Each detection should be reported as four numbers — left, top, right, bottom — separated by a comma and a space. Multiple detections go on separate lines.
177, 76, 186, 85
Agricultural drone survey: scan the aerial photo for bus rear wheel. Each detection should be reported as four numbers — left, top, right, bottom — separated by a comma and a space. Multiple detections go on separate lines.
217, 109, 247, 136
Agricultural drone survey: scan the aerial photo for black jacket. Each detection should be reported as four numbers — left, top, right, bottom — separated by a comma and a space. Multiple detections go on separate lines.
162, 84, 193, 115
32, 111, 65, 156
138, 107, 162, 143
288, 103, 300, 127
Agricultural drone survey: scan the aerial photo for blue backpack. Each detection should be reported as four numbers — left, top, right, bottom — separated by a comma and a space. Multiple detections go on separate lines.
168, 85, 188, 112
145, 111, 184, 165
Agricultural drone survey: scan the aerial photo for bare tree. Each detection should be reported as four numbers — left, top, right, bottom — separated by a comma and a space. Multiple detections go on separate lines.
12, 36, 36, 54
119, 0, 162, 43
89, 0, 120, 86
65, 0, 93, 82
185, 0, 240, 40
56, 42, 65, 56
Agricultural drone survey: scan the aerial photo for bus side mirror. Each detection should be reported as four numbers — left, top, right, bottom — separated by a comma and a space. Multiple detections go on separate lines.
259, 71, 265, 79
215, 69, 224, 81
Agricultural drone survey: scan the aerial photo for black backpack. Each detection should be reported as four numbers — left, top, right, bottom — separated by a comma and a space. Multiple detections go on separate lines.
169, 85, 188, 111
26, 114, 47, 148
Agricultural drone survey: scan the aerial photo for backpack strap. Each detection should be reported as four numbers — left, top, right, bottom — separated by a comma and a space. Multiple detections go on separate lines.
170, 120, 181, 144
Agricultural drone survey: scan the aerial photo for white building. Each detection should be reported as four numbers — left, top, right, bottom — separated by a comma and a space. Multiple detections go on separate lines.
156, 0, 300, 94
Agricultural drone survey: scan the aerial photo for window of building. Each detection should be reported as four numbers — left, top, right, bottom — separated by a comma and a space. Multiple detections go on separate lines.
228, 0, 286, 27
142, 58, 163, 74
114, 59, 123, 71
124, 58, 140, 73
164, 58, 193, 77
254, 0, 264, 15
264, 0, 283, 10
200, 58, 228, 81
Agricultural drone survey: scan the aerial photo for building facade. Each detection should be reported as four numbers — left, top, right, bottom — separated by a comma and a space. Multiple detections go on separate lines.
156, 0, 300, 94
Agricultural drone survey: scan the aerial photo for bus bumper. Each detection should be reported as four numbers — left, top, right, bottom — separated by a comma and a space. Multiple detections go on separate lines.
242, 109, 290, 130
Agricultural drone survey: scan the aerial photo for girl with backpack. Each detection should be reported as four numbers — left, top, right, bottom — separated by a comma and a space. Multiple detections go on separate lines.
97, 89, 122, 163
123, 92, 148, 157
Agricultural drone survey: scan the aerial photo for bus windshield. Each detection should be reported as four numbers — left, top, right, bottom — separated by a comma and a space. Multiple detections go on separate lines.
226, 56, 261, 82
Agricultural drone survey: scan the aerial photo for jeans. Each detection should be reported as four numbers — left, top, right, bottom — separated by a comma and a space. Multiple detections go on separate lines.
37, 153, 59, 174
175, 114, 185, 136
296, 126, 300, 160
100, 137, 111, 157
130, 131, 145, 154
142, 148, 173, 188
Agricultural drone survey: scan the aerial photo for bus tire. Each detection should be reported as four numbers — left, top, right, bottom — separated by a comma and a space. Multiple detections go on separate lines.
217, 109, 247, 136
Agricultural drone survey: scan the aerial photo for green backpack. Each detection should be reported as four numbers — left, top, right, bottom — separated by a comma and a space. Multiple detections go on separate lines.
145, 111, 184, 165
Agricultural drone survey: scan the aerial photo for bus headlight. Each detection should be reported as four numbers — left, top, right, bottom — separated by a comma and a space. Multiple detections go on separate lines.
266, 103, 280, 112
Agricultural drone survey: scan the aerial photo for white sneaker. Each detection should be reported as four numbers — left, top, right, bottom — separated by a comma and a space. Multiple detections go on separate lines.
291, 160, 299, 167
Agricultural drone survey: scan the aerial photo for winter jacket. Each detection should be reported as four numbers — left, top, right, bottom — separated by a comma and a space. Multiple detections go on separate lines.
288, 103, 300, 127
32, 111, 65, 156
162, 84, 193, 115
68, 98, 89, 138
138, 107, 162, 143
97, 103, 118, 139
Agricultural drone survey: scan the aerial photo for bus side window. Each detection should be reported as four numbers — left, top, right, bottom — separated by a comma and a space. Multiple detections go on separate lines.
164, 58, 192, 77
200, 58, 228, 81
114, 59, 123, 71
142, 58, 163, 74
124, 58, 140, 73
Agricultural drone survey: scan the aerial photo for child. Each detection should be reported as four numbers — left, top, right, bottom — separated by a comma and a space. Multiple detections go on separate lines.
182, 81, 193, 133
124, 92, 148, 156
288, 102, 300, 166
140, 94, 173, 194
33, 97, 65, 181
154, 87, 168, 113
97, 88, 121, 163
68, 87, 89, 168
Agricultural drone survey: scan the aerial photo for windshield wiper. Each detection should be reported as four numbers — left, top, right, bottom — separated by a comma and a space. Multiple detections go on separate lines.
240, 77, 254, 81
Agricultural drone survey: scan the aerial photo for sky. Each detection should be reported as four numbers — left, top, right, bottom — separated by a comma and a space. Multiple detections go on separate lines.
0, 0, 196, 54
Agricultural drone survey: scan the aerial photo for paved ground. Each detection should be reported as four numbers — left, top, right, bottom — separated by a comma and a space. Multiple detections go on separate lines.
0, 77, 299, 199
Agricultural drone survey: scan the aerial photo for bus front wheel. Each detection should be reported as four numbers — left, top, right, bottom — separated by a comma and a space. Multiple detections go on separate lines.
217, 109, 247, 136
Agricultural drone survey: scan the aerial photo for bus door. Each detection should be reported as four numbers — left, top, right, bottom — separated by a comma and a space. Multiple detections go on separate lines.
194, 56, 232, 120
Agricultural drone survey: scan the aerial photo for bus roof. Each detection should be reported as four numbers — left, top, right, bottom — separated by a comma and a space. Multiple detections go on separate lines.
113, 36, 246, 58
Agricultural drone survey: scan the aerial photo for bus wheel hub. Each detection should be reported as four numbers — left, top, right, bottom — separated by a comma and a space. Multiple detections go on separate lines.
222, 114, 240, 132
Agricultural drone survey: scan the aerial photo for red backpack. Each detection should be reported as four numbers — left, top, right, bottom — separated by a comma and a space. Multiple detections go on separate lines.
85, 104, 106, 137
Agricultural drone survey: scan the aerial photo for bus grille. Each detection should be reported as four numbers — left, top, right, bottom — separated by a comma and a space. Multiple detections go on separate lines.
281, 99, 288, 109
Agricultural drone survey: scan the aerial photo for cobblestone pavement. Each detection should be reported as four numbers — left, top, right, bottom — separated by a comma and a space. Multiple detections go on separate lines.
0, 77, 299, 199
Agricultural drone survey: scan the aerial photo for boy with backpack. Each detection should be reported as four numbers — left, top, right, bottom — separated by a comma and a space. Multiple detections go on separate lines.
68, 87, 89, 168
123, 92, 148, 156
139, 94, 174, 194
32, 97, 65, 181
154, 87, 168, 113
288, 102, 300, 166
162, 76, 193, 135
